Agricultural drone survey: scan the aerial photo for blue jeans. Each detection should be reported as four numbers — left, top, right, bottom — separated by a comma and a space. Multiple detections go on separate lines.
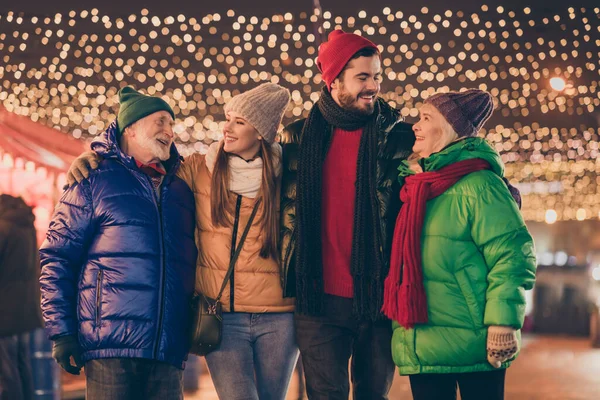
85, 358, 183, 400
205, 312, 299, 400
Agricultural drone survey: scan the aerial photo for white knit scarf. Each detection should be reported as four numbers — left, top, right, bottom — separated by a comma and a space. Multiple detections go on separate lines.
205, 140, 282, 198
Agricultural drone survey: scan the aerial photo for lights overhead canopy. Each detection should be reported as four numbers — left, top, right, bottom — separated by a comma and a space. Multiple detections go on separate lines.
0, 5, 599, 222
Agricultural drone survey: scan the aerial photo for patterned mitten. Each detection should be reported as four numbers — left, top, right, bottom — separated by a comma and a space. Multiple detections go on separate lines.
487, 325, 518, 368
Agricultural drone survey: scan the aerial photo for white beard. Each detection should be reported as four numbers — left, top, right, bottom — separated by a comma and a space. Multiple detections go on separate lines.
135, 134, 171, 161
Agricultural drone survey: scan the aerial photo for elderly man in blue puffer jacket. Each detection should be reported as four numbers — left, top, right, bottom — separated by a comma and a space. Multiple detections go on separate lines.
39, 87, 197, 400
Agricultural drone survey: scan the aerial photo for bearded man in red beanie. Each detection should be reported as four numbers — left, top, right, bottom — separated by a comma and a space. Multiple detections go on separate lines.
279, 30, 415, 399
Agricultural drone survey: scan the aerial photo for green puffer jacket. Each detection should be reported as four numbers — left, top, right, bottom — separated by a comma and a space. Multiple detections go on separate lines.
391, 137, 537, 375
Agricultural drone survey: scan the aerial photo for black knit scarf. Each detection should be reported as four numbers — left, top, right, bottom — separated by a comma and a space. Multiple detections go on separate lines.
296, 87, 386, 321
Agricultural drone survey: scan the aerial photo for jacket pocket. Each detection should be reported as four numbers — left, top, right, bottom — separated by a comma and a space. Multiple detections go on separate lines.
391, 326, 406, 367
95, 269, 104, 328
455, 268, 483, 329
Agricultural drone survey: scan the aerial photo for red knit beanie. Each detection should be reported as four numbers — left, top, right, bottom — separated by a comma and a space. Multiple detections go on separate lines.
317, 30, 379, 90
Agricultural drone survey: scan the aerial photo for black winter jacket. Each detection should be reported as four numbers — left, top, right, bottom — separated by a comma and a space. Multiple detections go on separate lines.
279, 102, 415, 298
0, 195, 43, 337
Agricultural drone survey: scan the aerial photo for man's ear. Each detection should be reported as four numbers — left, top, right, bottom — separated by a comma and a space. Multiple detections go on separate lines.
123, 126, 134, 137
330, 78, 340, 91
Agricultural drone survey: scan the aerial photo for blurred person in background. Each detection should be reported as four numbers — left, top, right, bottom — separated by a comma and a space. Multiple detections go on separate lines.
0, 194, 43, 400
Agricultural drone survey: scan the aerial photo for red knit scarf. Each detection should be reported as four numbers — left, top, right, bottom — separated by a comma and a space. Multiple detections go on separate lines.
382, 158, 490, 328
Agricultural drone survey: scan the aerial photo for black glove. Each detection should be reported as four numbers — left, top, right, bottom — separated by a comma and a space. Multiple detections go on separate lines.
52, 335, 84, 375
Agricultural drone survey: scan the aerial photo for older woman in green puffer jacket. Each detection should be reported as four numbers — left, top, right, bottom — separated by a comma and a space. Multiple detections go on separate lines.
381, 89, 537, 400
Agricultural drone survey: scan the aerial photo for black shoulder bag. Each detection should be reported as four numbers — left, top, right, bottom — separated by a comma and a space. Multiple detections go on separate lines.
189, 200, 260, 356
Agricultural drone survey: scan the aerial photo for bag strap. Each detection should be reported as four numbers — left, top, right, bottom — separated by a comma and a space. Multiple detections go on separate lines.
215, 199, 261, 302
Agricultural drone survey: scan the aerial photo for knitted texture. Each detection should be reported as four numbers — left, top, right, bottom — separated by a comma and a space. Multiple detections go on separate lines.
487, 325, 519, 368
296, 86, 386, 320
224, 83, 290, 143
425, 89, 494, 138
205, 140, 283, 198
382, 158, 491, 327
321, 127, 363, 298
316, 29, 378, 90
117, 86, 175, 134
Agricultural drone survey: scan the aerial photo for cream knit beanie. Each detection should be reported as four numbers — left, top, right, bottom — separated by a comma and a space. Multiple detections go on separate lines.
224, 83, 291, 144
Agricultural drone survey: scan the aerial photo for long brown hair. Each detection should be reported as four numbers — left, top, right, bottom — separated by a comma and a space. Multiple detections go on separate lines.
210, 140, 279, 260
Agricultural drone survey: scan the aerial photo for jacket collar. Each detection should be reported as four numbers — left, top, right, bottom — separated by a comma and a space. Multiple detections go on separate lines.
376, 99, 404, 134
398, 137, 504, 178
91, 120, 182, 177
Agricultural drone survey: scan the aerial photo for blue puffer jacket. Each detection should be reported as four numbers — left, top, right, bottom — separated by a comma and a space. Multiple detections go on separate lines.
39, 121, 197, 369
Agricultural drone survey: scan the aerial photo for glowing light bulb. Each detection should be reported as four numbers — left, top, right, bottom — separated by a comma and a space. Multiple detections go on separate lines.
545, 209, 557, 224
550, 77, 566, 91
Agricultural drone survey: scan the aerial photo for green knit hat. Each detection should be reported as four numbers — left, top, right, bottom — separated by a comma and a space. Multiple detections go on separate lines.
117, 86, 175, 134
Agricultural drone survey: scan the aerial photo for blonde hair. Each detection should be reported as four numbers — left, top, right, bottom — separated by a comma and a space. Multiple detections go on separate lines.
430, 103, 460, 147
210, 140, 279, 260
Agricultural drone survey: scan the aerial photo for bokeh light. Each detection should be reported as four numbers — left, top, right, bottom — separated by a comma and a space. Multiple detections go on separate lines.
545, 209, 558, 224
550, 77, 567, 91
0, 5, 599, 222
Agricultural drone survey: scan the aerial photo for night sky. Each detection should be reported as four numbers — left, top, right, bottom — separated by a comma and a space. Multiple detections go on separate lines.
0, 0, 591, 16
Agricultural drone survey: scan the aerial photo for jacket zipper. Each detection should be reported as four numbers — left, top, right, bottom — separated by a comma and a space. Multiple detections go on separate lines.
375, 122, 387, 261
229, 195, 243, 312
95, 269, 104, 327
149, 176, 166, 359
282, 224, 296, 292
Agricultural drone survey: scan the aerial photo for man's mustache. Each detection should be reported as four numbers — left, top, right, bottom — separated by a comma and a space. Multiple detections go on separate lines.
357, 91, 377, 98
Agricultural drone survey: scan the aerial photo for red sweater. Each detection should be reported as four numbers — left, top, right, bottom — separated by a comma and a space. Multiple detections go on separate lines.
321, 127, 363, 298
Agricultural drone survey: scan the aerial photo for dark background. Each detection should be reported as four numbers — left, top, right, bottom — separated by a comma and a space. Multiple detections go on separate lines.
0, 0, 592, 16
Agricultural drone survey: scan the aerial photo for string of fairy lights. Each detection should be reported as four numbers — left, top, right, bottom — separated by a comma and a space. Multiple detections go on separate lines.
0, 5, 599, 222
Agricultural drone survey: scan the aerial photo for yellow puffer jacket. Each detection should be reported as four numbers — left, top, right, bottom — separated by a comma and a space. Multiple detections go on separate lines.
177, 153, 295, 313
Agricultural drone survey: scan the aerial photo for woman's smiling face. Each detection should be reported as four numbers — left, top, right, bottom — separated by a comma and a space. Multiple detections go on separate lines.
222, 110, 262, 160
412, 104, 458, 158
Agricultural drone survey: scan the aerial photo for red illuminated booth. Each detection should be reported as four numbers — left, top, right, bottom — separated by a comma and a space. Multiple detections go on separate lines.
0, 105, 86, 244
0, 106, 90, 398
